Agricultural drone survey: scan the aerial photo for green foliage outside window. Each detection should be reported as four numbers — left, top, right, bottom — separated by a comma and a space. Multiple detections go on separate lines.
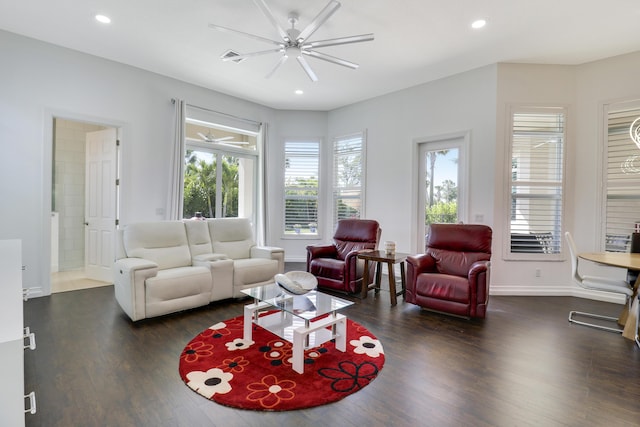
425, 201, 458, 225
183, 150, 239, 219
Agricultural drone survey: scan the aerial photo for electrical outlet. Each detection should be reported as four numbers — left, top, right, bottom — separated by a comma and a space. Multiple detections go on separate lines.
535, 269, 541, 277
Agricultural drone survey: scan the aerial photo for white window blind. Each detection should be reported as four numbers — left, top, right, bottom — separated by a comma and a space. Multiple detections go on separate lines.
508, 108, 565, 256
284, 140, 319, 235
604, 106, 640, 252
333, 132, 365, 229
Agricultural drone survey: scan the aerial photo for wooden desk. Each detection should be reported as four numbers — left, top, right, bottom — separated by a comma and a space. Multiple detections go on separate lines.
358, 250, 408, 306
578, 252, 640, 342
579, 252, 640, 271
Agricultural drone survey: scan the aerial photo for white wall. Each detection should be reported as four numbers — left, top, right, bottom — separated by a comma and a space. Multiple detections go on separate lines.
2, 28, 639, 302
493, 63, 577, 295
328, 65, 498, 257
266, 109, 328, 260
493, 55, 640, 301
0, 30, 279, 294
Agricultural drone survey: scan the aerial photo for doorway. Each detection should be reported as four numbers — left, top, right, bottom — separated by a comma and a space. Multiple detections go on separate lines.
416, 132, 469, 251
51, 118, 119, 293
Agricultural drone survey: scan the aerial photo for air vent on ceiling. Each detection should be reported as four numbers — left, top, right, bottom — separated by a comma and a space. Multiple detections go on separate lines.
221, 50, 246, 63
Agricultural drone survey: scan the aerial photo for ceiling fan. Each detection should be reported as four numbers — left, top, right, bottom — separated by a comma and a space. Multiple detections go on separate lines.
187, 131, 249, 146
208, 0, 374, 82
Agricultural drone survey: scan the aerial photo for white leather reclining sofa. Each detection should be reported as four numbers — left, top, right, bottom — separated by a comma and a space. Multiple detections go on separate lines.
113, 217, 284, 321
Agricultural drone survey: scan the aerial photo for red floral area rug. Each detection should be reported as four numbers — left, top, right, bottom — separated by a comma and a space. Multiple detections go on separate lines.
178, 315, 385, 411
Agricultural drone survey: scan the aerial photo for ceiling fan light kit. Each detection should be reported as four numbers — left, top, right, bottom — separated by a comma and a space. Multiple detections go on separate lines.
210, 0, 374, 82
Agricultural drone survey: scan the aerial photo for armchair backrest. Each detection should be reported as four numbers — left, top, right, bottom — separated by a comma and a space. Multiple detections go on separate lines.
208, 217, 255, 259
426, 223, 492, 277
333, 219, 381, 260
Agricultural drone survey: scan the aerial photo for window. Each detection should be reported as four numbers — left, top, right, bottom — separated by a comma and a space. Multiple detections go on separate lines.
183, 117, 258, 221
333, 132, 365, 229
284, 140, 319, 235
603, 103, 640, 252
507, 107, 566, 257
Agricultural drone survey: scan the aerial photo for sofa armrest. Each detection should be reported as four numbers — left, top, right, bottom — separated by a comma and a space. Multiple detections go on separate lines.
113, 258, 159, 321
251, 246, 285, 273
193, 253, 229, 262
192, 257, 234, 301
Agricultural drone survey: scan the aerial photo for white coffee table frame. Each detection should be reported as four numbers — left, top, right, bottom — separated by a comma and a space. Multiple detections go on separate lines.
243, 292, 349, 374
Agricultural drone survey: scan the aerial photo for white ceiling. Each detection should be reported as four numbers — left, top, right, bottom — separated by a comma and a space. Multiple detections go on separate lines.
2, 0, 640, 111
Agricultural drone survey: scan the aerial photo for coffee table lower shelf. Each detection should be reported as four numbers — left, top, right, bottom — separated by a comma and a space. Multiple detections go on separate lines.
243, 301, 347, 374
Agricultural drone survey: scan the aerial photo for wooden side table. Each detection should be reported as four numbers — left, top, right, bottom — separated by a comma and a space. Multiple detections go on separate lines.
358, 250, 408, 306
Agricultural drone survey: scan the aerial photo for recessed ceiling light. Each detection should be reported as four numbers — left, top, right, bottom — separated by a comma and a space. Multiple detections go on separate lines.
295, 90, 304, 95
95, 14, 111, 24
471, 19, 486, 29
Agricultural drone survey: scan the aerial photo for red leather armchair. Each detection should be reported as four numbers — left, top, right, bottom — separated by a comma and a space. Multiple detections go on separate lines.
306, 219, 381, 294
406, 224, 492, 318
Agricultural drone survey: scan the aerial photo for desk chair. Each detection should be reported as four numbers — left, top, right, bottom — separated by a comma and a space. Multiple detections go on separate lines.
565, 232, 633, 333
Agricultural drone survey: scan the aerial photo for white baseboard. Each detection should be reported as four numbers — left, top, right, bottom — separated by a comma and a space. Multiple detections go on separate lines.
490, 285, 626, 304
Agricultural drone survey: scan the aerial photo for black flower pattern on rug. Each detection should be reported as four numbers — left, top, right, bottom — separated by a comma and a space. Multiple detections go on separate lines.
318, 360, 379, 392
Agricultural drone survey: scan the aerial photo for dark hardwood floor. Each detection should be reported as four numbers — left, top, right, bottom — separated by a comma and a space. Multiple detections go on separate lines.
24, 265, 640, 427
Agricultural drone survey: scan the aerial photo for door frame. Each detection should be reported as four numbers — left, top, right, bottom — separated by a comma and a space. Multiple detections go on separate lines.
412, 130, 470, 253
42, 109, 126, 296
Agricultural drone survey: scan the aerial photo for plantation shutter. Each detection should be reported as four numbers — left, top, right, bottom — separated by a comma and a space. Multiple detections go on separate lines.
333, 132, 365, 229
508, 107, 565, 257
604, 106, 640, 252
284, 140, 319, 234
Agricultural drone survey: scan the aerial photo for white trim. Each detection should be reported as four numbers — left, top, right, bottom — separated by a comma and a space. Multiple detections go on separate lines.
489, 284, 626, 304
412, 130, 470, 253
41, 108, 128, 297
503, 105, 568, 261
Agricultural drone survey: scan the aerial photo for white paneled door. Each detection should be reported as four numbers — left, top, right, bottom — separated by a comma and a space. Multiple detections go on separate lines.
85, 128, 117, 282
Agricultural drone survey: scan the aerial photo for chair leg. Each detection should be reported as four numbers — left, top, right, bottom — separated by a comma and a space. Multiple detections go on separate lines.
635, 295, 640, 349
568, 310, 624, 333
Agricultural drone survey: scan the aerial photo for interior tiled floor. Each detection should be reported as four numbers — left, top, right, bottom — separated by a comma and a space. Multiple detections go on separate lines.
50, 270, 111, 293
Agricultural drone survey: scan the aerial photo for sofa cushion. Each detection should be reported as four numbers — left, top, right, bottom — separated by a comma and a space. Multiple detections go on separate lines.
146, 266, 211, 301
209, 218, 254, 259
123, 222, 192, 270
415, 272, 470, 304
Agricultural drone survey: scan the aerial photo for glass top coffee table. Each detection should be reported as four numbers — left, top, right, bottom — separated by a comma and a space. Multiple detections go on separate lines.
241, 283, 353, 374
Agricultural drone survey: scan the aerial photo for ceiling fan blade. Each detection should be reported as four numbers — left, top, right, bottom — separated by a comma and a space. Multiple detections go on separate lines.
302, 33, 374, 49
302, 50, 358, 69
221, 48, 284, 62
297, 55, 318, 82
266, 54, 289, 79
297, 0, 341, 43
252, 0, 290, 42
208, 23, 283, 47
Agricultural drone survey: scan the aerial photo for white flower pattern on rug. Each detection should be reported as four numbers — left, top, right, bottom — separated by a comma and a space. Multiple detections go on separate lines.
226, 337, 253, 351
350, 335, 384, 358
186, 368, 233, 398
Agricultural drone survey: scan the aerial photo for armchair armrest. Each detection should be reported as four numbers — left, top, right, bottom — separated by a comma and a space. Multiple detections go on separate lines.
113, 258, 159, 321
468, 260, 491, 312
306, 244, 338, 259
406, 253, 437, 273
